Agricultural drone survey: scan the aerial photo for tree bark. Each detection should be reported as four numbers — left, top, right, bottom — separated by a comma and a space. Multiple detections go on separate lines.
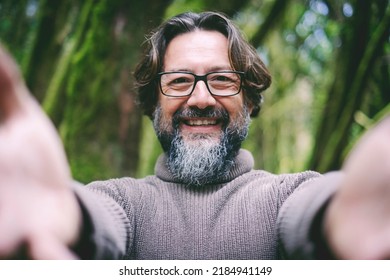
309, 1, 390, 172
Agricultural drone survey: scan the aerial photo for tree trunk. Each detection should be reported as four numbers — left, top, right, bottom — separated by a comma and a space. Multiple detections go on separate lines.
309, 1, 390, 172
57, 0, 173, 182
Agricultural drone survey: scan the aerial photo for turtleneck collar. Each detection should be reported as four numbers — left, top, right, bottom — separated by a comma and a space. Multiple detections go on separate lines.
154, 149, 254, 185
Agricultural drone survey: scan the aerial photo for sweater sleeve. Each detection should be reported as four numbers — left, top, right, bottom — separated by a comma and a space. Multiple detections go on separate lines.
71, 181, 131, 259
277, 171, 343, 259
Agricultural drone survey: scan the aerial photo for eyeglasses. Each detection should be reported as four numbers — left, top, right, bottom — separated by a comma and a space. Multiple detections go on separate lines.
157, 70, 245, 97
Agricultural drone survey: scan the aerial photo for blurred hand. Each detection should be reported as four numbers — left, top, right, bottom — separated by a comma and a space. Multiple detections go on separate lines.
325, 116, 390, 259
0, 44, 81, 259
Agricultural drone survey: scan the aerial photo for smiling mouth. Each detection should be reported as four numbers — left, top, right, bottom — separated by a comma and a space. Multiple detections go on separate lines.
183, 119, 219, 126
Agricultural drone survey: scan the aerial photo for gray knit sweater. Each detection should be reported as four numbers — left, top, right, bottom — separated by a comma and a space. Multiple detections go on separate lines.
73, 149, 341, 259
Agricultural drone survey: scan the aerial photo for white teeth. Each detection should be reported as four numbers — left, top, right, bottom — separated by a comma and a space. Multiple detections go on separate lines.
187, 119, 217, 126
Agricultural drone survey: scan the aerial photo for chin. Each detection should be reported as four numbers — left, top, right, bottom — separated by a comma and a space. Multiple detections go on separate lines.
181, 131, 222, 143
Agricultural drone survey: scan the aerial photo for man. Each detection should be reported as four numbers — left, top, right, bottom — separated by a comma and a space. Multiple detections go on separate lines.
0, 11, 389, 260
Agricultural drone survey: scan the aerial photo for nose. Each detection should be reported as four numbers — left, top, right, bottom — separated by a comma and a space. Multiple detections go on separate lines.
186, 80, 217, 109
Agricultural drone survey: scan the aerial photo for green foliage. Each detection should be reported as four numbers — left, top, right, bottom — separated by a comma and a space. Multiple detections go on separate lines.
0, 0, 388, 180
59, 0, 131, 181
136, 117, 163, 178
0, 0, 39, 71
165, 0, 206, 17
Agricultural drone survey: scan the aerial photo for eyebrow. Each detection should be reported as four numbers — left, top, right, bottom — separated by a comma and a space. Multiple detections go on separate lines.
164, 65, 233, 73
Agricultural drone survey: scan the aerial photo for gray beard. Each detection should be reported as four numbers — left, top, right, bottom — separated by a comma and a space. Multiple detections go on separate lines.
153, 105, 251, 186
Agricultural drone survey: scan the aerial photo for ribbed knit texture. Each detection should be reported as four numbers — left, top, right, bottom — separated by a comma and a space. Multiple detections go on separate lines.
74, 149, 340, 259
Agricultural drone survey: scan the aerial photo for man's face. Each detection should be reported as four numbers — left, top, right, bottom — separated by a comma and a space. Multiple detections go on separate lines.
153, 30, 252, 186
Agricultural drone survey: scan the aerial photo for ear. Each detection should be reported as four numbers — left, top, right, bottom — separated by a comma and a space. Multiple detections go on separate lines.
242, 91, 255, 116
247, 101, 254, 115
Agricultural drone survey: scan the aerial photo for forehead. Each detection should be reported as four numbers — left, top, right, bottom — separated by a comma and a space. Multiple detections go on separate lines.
163, 30, 231, 73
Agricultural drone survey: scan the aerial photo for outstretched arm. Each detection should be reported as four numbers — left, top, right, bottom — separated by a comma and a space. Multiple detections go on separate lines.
0, 44, 81, 259
324, 116, 390, 259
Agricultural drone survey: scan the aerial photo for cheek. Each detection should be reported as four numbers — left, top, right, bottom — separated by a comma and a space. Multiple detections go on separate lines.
221, 97, 246, 119
160, 96, 187, 117
156, 97, 185, 130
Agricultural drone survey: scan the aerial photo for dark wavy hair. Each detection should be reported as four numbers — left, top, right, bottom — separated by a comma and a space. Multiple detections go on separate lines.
134, 11, 271, 118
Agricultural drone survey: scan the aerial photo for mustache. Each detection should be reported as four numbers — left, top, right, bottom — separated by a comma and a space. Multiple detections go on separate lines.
172, 107, 229, 128
172, 107, 229, 130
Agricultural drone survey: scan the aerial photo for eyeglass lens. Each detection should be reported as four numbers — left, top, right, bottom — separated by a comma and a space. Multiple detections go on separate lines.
160, 72, 242, 97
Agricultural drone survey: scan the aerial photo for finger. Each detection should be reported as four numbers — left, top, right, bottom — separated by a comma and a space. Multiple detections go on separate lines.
374, 115, 390, 135
0, 44, 27, 119
28, 235, 79, 260
0, 191, 25, 258
343, 115, 390, 171
0, 227, 25, 259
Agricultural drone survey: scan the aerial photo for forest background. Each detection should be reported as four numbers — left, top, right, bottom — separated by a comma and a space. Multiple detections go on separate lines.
0, 0, 389, 183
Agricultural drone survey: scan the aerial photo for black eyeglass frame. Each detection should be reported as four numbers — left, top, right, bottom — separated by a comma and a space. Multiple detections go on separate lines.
156, 70, 245, 97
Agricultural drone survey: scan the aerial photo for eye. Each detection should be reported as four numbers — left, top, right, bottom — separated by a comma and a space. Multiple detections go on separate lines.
209, 73, 238, 84
211, 75, 230, 82
169, 77, 191, 85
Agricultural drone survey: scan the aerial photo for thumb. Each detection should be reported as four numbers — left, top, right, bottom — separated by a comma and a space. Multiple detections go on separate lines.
28, 235, 79, 260
343, 115, 390, 171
